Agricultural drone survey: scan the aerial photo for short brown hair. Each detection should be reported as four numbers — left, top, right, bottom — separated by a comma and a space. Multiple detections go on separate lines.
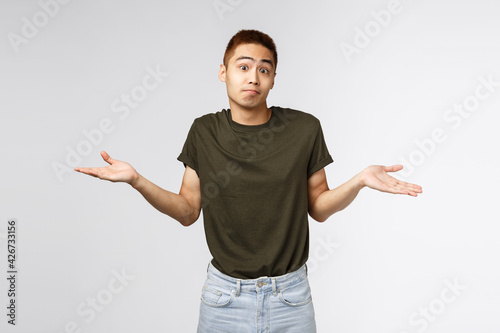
223, 29, 278, 71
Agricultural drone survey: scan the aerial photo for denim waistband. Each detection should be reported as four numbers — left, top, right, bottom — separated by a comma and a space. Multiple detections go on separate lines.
206, 262, 308, 296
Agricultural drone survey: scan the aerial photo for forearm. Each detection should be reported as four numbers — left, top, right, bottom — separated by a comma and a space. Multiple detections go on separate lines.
310, 172, 365, 222
131, 174, 198, 226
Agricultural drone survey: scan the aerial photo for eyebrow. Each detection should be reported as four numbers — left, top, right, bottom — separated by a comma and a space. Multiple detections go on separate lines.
236, 56, 274, 68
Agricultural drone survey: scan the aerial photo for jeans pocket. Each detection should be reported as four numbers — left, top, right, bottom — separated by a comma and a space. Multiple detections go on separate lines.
200, 281, 235, 308
278, 278, 313, 307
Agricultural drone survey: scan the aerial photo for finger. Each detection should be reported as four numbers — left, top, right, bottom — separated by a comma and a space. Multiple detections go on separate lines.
101, 151, 114, 165
74, 167, 102, 179
404, 189, 418, 197
389, 187, 418, 197
384, 173, 423, 193
75, 167, 119, 182
398, 181, 423, 193
371, 179, 420, 197
409, 184, 423, 192
383, 180, 421, 196
397, 185, 421, 196
396, 183, 422, 195
384, 164, 403, 173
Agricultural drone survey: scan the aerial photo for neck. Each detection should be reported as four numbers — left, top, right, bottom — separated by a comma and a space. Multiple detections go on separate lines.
229, 102, 271, 126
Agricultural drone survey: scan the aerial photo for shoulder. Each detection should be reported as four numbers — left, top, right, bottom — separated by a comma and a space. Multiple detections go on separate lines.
190, 109, 228, 130
272, 106, 322, 129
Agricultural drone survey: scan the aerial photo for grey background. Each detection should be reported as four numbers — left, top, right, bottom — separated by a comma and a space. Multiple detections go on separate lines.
1, 0, 499, 332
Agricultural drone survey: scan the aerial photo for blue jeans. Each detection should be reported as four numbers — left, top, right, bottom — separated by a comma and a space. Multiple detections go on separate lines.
197, 262, 317, 333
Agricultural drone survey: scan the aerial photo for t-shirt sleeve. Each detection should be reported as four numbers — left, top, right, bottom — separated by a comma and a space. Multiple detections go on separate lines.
307, 119, 334, 178
177, 119, 199, 176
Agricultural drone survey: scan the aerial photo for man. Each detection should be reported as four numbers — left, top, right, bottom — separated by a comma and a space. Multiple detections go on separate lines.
75, 29, 422, 332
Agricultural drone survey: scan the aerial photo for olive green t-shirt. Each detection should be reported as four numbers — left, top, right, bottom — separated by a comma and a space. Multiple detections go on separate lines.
177, 106, 333, 279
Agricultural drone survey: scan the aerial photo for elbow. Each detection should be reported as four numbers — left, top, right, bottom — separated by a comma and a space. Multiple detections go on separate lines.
309, 210, 329, 223
177, 210, 200, 227
178, 217, 196, 227
179, 219, 196, 227
180, 220, 195, 227
176, 194, 201, 227
315, 216, 328, 223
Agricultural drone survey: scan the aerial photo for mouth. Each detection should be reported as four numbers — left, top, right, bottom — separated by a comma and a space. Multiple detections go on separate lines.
243, 89, 260, 95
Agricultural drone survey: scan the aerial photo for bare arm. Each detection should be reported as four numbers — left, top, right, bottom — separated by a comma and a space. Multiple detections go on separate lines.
308, 165, 422, 222
307, 168, 363, 222
74, 151, 201, 226
131, 164, 201, 226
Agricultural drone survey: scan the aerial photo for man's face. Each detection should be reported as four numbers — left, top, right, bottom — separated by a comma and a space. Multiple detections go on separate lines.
219, 43, 276, 111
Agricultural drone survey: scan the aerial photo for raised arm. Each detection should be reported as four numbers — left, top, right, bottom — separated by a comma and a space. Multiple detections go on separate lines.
74, 151, 201, 226
308, 165, 422, 222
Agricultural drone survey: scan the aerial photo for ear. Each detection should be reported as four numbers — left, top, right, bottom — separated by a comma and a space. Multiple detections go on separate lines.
271, 72, 277, 89
218, 64, 227, 82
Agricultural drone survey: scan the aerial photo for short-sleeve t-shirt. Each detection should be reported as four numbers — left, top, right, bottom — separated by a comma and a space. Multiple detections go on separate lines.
177, 106, 333, 279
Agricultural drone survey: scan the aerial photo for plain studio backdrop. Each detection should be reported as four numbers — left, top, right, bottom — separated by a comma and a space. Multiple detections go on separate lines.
1, 0, 499, 332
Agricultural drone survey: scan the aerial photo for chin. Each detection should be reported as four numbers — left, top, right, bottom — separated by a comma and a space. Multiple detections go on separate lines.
242, 103, 263, 110
236, 99, 259, 109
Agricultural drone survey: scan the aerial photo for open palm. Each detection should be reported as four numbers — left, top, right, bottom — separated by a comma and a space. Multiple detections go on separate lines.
74, 151, 138, 185
360, 165, 422, 197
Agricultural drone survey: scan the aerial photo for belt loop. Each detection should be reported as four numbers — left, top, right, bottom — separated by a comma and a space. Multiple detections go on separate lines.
236, 279, 241, 297
305, 263, 308, 276
272, 277, 277, 296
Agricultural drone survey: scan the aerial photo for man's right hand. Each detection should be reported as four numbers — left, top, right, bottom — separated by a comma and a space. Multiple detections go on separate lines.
74, 151, 201, 226
74, 151, 139, 186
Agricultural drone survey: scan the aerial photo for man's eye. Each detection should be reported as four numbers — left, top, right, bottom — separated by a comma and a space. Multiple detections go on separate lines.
240, 65, 248, 70
260, 68, 270, 74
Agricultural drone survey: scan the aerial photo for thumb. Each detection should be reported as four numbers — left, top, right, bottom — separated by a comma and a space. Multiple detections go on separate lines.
384, 164, 403, 173
101, 151, 114, 165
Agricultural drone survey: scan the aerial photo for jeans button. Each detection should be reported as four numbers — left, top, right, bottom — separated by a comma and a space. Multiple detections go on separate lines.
257, 282, 263, 288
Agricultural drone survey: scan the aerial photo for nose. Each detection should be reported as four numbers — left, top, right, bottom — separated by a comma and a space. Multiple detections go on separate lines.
248, 69, 259, 86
